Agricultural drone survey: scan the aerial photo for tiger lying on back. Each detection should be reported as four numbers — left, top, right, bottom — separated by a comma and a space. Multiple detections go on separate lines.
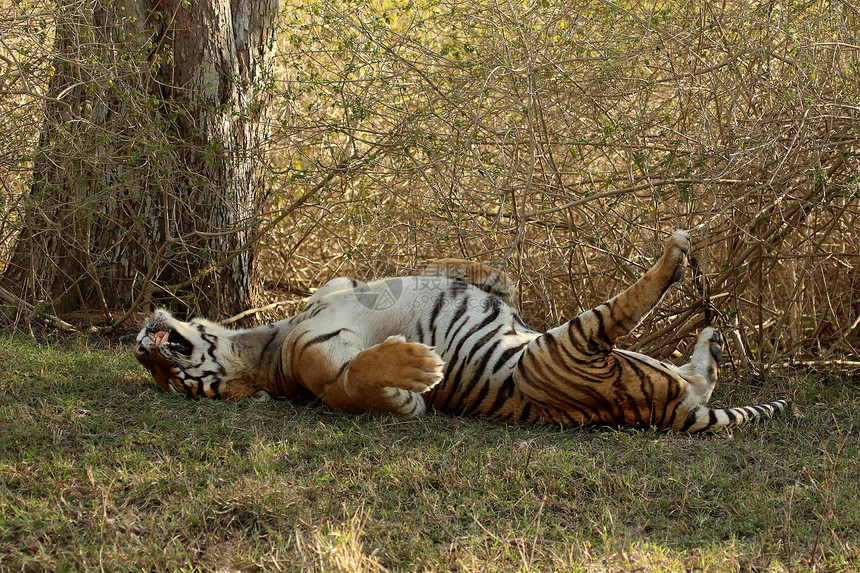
134, 231, 787, 432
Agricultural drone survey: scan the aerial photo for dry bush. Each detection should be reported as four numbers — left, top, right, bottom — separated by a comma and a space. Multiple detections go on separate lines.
266, 0, 859, 366
0, 0, 276, 326
0, 0, 53, 264
1, 0, 857, 368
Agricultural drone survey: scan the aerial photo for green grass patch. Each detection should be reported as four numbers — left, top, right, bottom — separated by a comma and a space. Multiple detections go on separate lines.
0, 334, 858, 571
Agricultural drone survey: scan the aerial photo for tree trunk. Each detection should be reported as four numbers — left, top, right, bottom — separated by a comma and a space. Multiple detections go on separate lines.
1, 0, 277, 322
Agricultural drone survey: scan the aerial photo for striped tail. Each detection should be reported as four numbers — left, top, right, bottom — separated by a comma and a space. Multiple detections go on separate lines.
676, 398, 790, 432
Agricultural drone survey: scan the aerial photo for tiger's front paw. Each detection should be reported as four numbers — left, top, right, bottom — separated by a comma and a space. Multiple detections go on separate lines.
346, 336, 444, 414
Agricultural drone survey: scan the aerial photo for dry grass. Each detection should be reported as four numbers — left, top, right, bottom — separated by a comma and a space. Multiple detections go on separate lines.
264, 0, 860, 366
1, 335, 858, 571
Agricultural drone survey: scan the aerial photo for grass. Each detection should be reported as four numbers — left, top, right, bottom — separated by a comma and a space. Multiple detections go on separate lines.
0, 333, 858, 572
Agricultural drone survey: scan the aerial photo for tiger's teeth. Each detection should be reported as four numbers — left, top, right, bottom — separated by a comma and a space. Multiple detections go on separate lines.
152, 331, 169, 346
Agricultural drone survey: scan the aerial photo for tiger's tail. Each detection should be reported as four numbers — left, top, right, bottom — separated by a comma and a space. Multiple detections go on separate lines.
675, 398, 790, 432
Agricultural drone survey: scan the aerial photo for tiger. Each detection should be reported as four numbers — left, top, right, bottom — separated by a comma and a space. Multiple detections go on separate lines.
134, 230, 788, 432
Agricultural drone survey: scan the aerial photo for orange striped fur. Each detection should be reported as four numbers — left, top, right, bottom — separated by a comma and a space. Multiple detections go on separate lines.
135, 231, 787, 431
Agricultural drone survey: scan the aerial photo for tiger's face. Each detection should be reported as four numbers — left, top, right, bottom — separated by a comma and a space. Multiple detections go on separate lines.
134, 309, 229, 397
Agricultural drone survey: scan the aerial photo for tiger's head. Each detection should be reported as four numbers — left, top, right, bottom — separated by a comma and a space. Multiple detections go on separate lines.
134, 309, 240, 398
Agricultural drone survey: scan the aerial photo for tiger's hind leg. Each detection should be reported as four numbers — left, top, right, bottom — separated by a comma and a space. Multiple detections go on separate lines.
676, 327, 722, 405
513, 230, 693, 423
671, 328, 789, 432
573, 230, 691, 351
288, 326, 444, 416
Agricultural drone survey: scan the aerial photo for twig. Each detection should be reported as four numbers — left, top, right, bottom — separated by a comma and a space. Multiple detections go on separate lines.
0, 286, 75, 333
221, 298, 306, 326
776, 360, 860, 369
103, 239, 174, 335
165, 149, 371, 294
520, 178, 750, 221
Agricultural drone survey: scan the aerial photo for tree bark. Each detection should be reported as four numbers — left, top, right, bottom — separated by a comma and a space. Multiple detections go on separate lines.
1, 0, 277, 322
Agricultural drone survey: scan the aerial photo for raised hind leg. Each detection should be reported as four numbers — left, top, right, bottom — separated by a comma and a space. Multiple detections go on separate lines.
676, 327, 722, 405
513, 230, 693, 422
578, 229, 691, 349
286, 325, 444, 415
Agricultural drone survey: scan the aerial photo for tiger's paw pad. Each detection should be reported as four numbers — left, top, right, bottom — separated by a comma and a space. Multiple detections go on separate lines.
702, 327, 723, 365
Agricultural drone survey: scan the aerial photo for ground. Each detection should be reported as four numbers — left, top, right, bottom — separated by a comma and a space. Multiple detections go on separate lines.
0, 334, 858, 572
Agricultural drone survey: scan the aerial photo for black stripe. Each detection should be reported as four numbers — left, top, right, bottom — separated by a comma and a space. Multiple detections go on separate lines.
201, 333, 220, 368
414, 320, 427, 345
533, 345, 614, 387
492, 341, 529, 374
593, 309, 615, 349
615, 352, 682, 426
679, 408, 699, 432
460, 376, 492, 416
445, 302, 503, 361
444, 297, 471, 342
298, 329, 350, 360
428, 292, 446, 348
708, 409, 718, 430
447, 339, 503, 413
724, 408, 737, 425
481, 374, 516, 418
519, 355, 607, 422
664, 402, 680, 430
566, 317, 597, 356
450, 278, 469, 296
306, 305, 325, 319
408, 398, 421, 415
427, 356, 466, 408
461, 324, 504, 366
519, 401, 533, 423
616, 359, 647, 428
440, 333, 499, 412
660, 374, 682, 425
390, 391, 412, 411
261, 327, 280, 356
198, 370, 220, 381
330, 361, 350, 385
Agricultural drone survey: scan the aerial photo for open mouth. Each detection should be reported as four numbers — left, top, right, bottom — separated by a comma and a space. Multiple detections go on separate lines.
142, 326, 194, 357
149, 330, 170, 346
134, 329, 170, 357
